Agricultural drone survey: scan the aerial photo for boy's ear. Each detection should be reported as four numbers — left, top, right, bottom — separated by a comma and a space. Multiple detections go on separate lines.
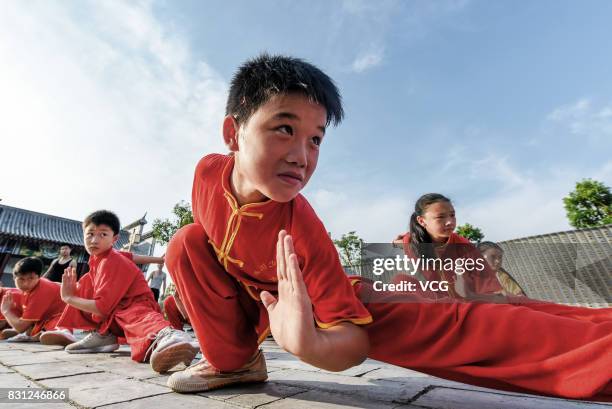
112, 234, 119, 244
222, 115, 240, 152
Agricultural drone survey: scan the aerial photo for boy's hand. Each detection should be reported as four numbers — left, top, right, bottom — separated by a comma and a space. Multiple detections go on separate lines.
61, 266, 78, 302
0, 292, 12, 314
260, 230, 317, 358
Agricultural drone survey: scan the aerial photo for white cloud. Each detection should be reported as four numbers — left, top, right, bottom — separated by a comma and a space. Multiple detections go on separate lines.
0, 1, 227, 239
309, 188, 412, 243
351, 49, 384, 73
546, 98, 612, 140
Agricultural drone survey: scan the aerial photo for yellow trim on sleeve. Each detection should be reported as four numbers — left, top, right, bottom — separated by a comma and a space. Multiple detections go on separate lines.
257, 327, 271, 345
315, 315, 373, 329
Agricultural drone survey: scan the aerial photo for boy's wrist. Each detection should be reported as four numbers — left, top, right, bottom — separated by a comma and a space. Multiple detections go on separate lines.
295, 327, 326, 362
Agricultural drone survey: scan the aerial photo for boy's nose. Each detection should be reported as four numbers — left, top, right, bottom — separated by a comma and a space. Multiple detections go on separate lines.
286, 141, 308, 168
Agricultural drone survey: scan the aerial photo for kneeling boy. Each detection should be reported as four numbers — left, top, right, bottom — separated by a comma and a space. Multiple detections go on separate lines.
57, 210, 197, 373
0, 257, 74, 345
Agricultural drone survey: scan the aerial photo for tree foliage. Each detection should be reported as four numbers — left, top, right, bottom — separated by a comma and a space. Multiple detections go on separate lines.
333, 231, 364, 268
152, 201, 194, 245
563, 179, 612, 228
456, 223, 484, 243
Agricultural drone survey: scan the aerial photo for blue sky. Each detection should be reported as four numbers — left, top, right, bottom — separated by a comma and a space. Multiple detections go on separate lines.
1, 0, 611, 247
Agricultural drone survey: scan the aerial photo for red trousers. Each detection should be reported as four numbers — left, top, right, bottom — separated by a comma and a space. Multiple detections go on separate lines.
164, 296, 189, 330
57, 296, 169, 362
166, 224, 612, 401
31, 313, 63, 336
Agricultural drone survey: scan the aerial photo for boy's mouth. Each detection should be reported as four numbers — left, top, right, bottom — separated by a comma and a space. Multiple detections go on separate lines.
277, 172, 304, 186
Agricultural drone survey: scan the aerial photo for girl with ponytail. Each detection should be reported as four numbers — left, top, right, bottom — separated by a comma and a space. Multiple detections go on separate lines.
394, 193, 504, 300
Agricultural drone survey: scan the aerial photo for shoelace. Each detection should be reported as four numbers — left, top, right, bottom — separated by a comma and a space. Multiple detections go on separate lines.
144, 326, 175, 361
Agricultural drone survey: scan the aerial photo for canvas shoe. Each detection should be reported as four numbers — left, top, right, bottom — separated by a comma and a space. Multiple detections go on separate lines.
0, 328, 18, 340
148, 326, 199, 373
167, 349, 268, 393
6, 332, 38, 343
65, 331, 119, 354
40, 329, 77, 347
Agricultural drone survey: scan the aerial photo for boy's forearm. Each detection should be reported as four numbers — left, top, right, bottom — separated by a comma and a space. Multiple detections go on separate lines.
2, 310, 32, 333
298, 322, 369, 372
63, 296, 102, 316
132, 255, 163, 265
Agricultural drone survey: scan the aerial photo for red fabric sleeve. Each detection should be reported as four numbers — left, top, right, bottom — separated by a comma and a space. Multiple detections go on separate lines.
292, 199, 372, 329
92, 256, 138, 317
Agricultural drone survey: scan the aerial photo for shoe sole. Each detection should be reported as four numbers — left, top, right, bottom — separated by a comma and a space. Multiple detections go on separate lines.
0, 331, 19, 340
150, 342, 199, 374
40, 333, 77, 347
65, 344, 120, 354
168, 370, 268, 393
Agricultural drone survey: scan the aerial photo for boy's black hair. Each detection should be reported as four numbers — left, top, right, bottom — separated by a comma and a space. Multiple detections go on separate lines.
83, 210, 121, 235
13, 257, 44, 277
59, 243, 72, 249
226, 53, 344, 127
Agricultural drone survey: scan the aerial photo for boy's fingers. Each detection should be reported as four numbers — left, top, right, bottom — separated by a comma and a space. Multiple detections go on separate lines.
288, 254, 305, 294
260, 291, 278, 311
277, 230, 287, 281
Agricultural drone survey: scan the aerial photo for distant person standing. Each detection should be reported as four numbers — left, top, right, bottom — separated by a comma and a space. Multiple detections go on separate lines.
146, 264, 167, 302
42, 244, 78, 283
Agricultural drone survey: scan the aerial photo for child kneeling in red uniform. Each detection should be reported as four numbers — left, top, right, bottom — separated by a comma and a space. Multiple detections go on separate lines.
57, 210, 198, 373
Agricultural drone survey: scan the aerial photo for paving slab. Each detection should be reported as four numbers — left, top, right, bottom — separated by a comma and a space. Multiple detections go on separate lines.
258, 389, 418, 409
40, 371, 171, 407
86, 356, 169, 379
413, 387, 612, 409
0, 372, 39, 388
100, 392, 239, 409
203, 382, 307, 407
0, 351, 60, 366
12, 360, 103, 380
267, 368, 426, 404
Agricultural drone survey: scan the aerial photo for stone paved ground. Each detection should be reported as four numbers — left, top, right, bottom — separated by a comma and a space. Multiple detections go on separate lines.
0, 338, 609, 409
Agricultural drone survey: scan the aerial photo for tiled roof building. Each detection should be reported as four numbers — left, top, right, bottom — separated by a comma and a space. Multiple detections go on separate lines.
499, 225, 611, 308
0, 204, 155, 287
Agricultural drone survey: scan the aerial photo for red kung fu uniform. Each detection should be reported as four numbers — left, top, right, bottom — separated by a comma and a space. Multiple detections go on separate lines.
163, 295, 190, 330
18, 278, 66, 335
166, 153, 612, 401
57, 249, 170, 362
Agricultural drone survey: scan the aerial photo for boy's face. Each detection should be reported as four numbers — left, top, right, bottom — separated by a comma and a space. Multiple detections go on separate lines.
83, 223, 119, 256
59, 245, 71, 257
14, 272, 39, 292
224, 93, 327, 204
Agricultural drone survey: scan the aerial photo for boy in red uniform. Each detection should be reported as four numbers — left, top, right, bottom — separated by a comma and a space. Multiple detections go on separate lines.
165, 54, 611, 400
57, 210, 198, 373
0, 257, 75, 345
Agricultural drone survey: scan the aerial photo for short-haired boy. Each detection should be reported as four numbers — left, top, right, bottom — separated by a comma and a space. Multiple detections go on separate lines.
0, 257, 75, 345
165, 54, 611, 400
56, 210, 198, 373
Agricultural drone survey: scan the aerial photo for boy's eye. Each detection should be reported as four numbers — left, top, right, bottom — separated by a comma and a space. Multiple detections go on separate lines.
312, 136, 322, 146
277, 125, 293, 135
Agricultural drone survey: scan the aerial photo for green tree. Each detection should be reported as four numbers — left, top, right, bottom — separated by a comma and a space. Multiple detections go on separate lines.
563, 179, 612, 228
333, 231, 364, 268
456, 223, 484, 243
152, 201, 194, 245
